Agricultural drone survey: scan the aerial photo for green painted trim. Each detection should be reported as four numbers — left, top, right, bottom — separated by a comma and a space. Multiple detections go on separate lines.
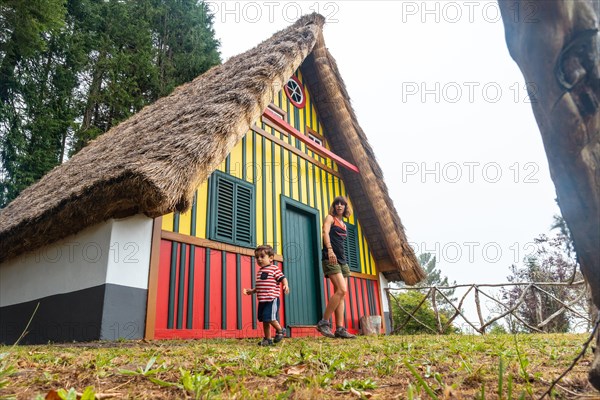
205, 176, 211, 238
288, 154, 294, 199
318, 167, 326, 222
361, 279, 368, 318
271, 140, 277, 253
222, 250, 227, 330
177, 243, 186, 329
252, 131, 257, 184
204, 248, 211, 330
187, 245, 195, 329
304, 159, 310, 206
242, 135, 247, 181
368, 281, 376, 315
261, 134, 267, 245
190, 191, 197, 237
236, 254, 242, 330
167, 242, 178, 329
225, 153, 230, 174
173, 212, 180, 233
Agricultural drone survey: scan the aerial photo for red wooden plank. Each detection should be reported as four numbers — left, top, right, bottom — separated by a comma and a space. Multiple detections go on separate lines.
240, 255, 261, 337
209, 250, 222, 331
226, 252, 237, 331
350, 277, 360, 331
180, 245, 190, 329
262, 108, 359, 173
155, 240, 173, 330
192, 246, 206, 330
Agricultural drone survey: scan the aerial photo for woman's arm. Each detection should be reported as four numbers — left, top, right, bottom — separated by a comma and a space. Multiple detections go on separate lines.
322, 215, 337, 264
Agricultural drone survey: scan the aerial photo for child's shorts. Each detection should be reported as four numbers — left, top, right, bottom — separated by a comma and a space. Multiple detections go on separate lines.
257, 298, 280, 322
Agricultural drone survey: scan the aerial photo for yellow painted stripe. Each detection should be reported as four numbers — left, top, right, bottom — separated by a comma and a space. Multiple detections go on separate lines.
264, 141, 273, 246
255, 135, 264, 246
178, 206, 192, 236
370, 252, 377, 275
246, 131, 254, 184
196, 180, 208, 239
229, 137, 243, 180
274, 143, 283, 248
357, 222, 367, 274
162, 212, 174, 232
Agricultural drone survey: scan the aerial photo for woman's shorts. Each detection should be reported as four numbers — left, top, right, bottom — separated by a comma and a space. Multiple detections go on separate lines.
257, 298, 280, 322
322, 261, 350, 278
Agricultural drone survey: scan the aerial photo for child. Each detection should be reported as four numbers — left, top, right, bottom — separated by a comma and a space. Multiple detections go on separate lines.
243, 244, 289, 346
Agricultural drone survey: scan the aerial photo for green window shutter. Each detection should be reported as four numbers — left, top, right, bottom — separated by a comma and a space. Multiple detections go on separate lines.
215, 177, 235, 241
209, 171, 255, 248
234, 183, 254, 247
344, 222, 361, 272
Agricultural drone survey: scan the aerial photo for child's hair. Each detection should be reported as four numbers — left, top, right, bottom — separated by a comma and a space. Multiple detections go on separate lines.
329, 196, 351, 218
255, 244, 274, 257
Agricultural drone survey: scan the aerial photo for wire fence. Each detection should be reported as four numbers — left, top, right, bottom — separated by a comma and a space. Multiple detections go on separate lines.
385, 281, 593, 334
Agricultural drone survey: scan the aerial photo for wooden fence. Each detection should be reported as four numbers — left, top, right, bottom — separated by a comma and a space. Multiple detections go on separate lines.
385, 281, 592, 334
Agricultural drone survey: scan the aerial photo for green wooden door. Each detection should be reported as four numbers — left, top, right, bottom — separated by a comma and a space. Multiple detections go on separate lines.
283, 199, 321, 326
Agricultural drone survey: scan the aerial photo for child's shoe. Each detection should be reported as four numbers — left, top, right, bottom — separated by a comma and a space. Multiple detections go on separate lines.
258, 338, 274, 346
274, 328, 286, 343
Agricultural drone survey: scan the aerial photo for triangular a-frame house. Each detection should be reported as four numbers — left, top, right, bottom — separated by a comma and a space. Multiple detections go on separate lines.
0, 14, 424, 343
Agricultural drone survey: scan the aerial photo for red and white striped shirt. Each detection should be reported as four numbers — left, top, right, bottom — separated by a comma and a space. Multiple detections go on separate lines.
255, 264, 285, 302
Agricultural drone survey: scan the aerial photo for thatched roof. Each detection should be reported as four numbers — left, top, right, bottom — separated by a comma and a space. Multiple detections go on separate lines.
0, 13, 424, 284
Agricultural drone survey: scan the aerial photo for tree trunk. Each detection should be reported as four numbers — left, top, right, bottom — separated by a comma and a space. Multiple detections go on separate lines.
498, 0, 600, 389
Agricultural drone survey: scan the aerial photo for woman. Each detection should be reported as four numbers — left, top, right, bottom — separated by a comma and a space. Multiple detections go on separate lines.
316, 196, 356, 339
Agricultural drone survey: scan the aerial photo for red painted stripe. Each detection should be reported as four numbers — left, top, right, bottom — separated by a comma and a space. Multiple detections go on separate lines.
240, 256, 261, 337
372, 280, 382, 316
262, 108, 360, 173
181, 246, 190, 329
226, 252, 237, 331
192, 246, 206, 330
359, 278, 368, 316
155, 240, 173, 330
208, 250, 222, 331
350, 278, 360, 330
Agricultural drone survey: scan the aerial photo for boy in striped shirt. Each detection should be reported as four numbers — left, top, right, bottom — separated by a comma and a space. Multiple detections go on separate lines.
243, 245, 289, 346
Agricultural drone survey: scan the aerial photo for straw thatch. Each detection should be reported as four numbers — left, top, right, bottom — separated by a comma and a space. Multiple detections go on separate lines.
0, 13, 424, 284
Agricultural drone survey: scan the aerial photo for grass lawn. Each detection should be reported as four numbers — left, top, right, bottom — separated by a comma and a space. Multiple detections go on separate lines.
0, 333, 597, 399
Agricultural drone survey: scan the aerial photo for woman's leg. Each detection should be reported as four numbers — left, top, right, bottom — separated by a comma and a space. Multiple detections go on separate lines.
323, 272, 348, 324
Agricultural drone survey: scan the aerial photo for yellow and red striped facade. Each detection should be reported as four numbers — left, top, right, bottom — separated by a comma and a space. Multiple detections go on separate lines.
148, 71, 384, 339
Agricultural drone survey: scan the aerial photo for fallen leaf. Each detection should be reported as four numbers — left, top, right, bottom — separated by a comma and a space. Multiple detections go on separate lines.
45, 390, 61, 400
350, 387, 362, 397
283, 364, 307, 375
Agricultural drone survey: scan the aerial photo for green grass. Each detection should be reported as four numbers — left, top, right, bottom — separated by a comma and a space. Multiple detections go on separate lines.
0, 333, 595, 399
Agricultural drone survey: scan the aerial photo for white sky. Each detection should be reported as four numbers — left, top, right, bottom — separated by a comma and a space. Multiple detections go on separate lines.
209, 0, 562, 286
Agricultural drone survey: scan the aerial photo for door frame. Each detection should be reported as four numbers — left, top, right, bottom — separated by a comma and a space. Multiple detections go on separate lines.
280, 195, 326, 320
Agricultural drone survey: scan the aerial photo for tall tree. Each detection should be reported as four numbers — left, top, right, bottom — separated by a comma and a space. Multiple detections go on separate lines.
0, 0, 221, 206
0, 0, 68, 204
502, 216, 590, 333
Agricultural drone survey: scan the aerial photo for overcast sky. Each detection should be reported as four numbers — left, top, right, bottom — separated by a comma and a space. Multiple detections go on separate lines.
209, 1, 562, 287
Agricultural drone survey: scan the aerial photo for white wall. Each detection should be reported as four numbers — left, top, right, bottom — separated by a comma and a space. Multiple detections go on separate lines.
378, 273, 390, 313
0, 215, 153, 307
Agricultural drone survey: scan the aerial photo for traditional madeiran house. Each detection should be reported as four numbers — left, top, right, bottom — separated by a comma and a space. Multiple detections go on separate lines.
0, 14, 425, 344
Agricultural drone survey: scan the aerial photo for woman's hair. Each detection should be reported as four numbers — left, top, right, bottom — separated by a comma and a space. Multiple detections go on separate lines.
255, 244, 274, 257
329, 196, 351, 218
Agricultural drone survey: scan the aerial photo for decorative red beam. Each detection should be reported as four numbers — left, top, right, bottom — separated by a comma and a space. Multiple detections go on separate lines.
262, 108, 360, 173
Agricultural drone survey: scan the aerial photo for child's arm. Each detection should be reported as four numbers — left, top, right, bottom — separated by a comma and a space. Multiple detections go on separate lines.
242, 288, 256, 295
281, 278, 289, 295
